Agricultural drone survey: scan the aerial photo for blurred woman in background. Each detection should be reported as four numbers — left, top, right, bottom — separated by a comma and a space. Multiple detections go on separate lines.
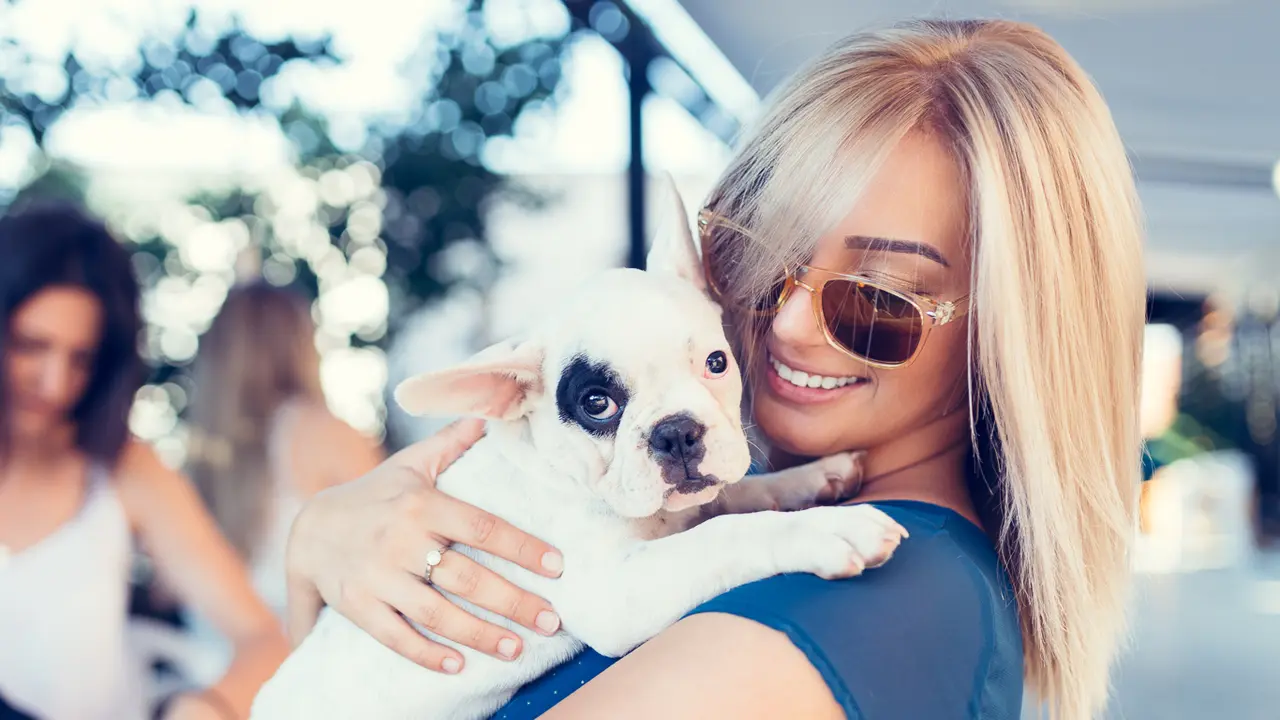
187, 282, 383, 620
0, 203, 288, 720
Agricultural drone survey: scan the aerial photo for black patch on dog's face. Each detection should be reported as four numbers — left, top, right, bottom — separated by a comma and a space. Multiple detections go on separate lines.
555, 355, 630, 438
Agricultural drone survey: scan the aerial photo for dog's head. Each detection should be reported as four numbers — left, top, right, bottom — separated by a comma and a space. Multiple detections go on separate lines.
395, 183, 751, 518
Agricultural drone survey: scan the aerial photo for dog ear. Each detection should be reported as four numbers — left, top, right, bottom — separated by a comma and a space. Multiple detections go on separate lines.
394, 339, 545, 421
645, 173, 707, 293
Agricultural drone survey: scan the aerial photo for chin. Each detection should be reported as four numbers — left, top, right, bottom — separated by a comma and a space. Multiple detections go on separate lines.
9, 415, 58, 442
753, 401, 849, 458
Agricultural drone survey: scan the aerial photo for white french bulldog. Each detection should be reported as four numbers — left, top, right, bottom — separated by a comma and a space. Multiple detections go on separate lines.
250, 185, 907, 719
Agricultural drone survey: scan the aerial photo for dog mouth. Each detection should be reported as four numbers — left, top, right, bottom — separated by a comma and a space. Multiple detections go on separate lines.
665, 474, 722, 497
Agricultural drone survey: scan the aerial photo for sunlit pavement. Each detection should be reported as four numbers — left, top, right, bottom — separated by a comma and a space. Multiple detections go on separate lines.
1105, 549, 1280, 719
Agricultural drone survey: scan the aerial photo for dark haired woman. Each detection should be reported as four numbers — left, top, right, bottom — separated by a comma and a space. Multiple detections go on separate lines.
0, 203, 288, 719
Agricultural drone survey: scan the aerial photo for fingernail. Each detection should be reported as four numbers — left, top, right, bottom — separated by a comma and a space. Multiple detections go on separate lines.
535, 610, 560, 635
442, 657, 461, 674
541, 551, 564, 575
497, 637, 518, 660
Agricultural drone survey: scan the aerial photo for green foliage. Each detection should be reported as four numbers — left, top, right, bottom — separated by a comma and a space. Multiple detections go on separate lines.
1, 1, 576, 330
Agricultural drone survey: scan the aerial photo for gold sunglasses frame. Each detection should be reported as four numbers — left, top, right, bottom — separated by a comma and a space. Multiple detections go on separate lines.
697, 209, 969, 369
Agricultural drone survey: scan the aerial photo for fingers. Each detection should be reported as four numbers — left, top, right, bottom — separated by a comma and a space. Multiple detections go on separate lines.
355, 596, 466, 674
391, 419, 488, 481
426, 549, 561, 638
380, 572, 526, 663
426, 492, 564, 579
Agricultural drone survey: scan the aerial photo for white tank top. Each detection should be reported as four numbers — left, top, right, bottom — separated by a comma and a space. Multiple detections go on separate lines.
0, 465, 147, 720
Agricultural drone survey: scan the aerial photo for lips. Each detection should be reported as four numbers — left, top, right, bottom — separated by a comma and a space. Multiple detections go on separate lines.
769, 356, 864, 390
760, 351, 869, 405
13, 396, 61, 416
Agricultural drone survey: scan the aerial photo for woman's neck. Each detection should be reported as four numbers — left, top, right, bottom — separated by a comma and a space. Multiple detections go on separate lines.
1, 424, 78, 478
769, 410, 981, 527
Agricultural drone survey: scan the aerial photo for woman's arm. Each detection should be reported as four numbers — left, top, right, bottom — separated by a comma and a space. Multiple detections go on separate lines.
542, 613, 843, 720
116, 440, 289, 718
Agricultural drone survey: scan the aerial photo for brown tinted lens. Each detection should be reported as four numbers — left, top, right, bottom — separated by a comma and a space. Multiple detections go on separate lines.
820, 279, 923, 364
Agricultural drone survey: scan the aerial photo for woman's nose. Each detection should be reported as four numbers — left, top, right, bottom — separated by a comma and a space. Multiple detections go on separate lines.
770, 286, 826, 348
35, 358, 76, 405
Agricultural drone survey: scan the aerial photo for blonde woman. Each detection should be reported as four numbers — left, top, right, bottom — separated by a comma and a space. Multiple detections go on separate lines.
188, 282, 383, 618
283, 19, 1143, 719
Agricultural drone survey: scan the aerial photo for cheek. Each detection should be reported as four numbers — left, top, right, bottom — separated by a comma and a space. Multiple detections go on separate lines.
4, 354, 38, 394
68, 367, 92, 399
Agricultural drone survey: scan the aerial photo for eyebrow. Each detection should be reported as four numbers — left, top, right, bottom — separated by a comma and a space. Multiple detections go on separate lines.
844, 235, 950, 268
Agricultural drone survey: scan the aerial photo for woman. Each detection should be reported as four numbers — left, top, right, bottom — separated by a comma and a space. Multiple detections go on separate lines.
0, 203, 289, 719
187, 282, 383, 620
286, 19, 1144, 719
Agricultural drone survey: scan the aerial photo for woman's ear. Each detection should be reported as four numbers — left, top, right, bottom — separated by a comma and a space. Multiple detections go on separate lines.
394, 339, 545, 421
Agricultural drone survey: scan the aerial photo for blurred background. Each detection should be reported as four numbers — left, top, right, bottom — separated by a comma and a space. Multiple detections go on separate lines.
1, 0, 1277, 716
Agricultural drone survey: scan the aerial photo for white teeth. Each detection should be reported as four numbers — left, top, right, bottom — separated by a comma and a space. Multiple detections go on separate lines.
769, 356, 862, 390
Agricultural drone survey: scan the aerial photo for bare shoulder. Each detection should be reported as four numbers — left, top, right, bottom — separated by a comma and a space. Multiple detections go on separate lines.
282, 399, 383, 495
288, 399, 356, 443
112, 438, 201, 527
113, 438, 176, 491
544, 613, 842, 719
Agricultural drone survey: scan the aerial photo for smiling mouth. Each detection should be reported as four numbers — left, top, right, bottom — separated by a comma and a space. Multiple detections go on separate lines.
768, 354, 867, 390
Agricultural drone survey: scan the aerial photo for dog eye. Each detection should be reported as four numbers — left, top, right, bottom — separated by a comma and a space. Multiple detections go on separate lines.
581, 391, 620, 421
704, 351, 729, 378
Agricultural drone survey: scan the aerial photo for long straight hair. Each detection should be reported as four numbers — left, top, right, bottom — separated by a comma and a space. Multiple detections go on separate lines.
704, 19, 1145, 718
187, 282, 323, 561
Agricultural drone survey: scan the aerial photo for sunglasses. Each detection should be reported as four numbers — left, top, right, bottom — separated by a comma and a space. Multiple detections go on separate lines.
697, 209, 969, 369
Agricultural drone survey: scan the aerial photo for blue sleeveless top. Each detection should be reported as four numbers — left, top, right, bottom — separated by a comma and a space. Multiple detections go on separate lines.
495, 500, 1023, 718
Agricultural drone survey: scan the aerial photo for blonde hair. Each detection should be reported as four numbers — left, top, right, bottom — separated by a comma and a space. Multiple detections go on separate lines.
706, 19, 1144, 718
188, 282, 324, 561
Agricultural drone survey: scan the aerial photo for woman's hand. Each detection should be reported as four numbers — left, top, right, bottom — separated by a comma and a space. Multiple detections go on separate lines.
285, 419, 565, 673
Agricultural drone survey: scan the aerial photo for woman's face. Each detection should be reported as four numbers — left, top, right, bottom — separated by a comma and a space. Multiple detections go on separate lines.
750, 131, 972, 458
4, 286, 103, 440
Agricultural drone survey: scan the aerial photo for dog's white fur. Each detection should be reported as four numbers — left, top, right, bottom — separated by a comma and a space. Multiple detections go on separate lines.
250, 184, 906, 720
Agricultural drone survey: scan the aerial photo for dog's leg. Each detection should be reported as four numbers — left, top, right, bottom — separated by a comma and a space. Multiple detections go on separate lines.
725, 451, 864, 512
669, 452, 863, 530
562, 503, 905, 657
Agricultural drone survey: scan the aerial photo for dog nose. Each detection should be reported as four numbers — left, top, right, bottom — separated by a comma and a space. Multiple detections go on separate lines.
648, 414, 707, 464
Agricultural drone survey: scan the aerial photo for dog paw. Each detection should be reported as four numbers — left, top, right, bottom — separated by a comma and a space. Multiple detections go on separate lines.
762, 451, 865, 511
778, 504, 908, 580
811, 451, 865, 504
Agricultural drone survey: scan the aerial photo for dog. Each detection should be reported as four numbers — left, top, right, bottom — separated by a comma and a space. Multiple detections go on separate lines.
250, 185, 907, 719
